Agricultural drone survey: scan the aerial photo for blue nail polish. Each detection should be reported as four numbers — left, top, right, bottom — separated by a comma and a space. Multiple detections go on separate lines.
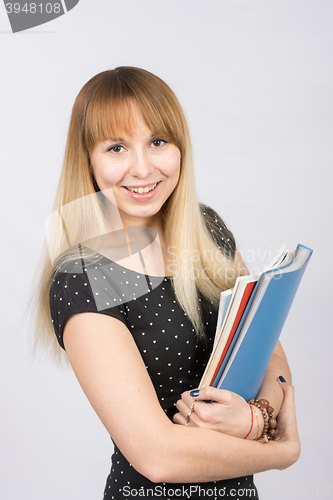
190, 389, 200, 397
279, 375, 286, 383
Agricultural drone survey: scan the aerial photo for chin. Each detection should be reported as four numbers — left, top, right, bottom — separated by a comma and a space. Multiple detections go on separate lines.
120, 204, 161, 222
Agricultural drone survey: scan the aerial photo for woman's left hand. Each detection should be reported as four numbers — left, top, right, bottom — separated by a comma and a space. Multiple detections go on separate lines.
173, 386, 263, 439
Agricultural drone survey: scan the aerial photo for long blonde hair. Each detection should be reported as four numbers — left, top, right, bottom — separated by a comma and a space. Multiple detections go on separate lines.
33, 67, 242, 363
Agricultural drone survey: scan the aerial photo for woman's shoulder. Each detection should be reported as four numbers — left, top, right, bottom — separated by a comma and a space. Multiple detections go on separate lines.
49, 252, 127, 350
49, 258, 98, 349
50, 254, 99, 301
199, 204, 236, 260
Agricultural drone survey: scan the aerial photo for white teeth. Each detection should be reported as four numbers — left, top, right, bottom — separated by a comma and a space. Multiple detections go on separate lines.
126, 182, 158, 194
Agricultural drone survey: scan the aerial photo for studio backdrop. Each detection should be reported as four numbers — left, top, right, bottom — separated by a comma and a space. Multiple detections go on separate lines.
0, 1, 331, 499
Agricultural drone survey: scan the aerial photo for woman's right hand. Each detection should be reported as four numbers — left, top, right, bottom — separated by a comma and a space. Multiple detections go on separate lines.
274, 377, 301, 469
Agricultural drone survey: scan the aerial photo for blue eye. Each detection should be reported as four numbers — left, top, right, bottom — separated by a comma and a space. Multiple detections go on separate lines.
107, 144, 124, 153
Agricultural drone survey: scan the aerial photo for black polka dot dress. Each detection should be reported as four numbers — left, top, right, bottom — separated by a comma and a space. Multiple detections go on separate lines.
50, 206, 259, 500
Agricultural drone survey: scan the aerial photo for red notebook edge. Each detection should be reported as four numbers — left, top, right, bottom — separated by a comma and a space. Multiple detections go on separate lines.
209, 280, 257, 386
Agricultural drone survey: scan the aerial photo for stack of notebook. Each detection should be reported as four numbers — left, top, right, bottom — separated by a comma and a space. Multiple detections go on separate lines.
199, 244, 313, 400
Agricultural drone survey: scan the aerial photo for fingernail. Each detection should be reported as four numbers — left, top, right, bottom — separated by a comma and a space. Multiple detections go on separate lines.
190, 389, 200, 397
278, 375, 286, 383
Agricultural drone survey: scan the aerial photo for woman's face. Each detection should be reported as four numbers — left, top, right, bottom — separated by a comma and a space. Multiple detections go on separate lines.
90, 102, 181, 227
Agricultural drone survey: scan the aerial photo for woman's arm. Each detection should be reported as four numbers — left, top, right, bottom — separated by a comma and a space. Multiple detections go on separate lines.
63, 312, 300, 484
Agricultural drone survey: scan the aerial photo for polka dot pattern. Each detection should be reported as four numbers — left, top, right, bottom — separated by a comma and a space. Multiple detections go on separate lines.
49, 206, 257, 499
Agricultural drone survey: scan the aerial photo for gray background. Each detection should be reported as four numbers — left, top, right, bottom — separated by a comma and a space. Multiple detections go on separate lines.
1, 1, 332, 498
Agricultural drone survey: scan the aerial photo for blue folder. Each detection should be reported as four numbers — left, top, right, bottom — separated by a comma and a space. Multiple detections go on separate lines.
213, 244, 313, 401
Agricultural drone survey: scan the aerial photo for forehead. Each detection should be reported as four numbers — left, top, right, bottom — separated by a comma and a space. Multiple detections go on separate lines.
85, 98, 172, 151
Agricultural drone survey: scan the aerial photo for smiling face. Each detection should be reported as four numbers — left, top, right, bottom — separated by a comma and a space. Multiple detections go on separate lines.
89, 102, 181, 228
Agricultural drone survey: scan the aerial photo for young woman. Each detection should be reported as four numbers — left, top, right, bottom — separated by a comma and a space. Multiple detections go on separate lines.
35, 67, 300, 499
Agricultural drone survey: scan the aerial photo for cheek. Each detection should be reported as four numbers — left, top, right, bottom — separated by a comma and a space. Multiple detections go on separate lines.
163, 150, 181, 179
92, 161, 124, 188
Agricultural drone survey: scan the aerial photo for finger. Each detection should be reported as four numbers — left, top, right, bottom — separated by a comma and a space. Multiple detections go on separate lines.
176, 399, 195, 418
275, 375, 299, 441
179, 390, 196, 407
184, 409, 210, 429
173, 410, 198, 427
173, 411, 188, 426
189, 399, 216, 424
177, 399, 206, 426
177, 393, 217, 424
179, 389, 209, 408
186, 386, 243, 405
278, 376, 296, 413
180, 387, 218, 407
180, 387, 235, 424
173, 407, 208, 428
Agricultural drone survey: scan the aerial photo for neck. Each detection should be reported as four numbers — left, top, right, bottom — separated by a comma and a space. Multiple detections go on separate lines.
96, 207, 171, 277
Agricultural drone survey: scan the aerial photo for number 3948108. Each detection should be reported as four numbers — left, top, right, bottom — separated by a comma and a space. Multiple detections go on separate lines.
5, 3, 61, 14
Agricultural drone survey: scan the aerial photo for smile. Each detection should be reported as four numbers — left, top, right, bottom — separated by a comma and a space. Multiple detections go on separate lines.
125, 182, 159, 194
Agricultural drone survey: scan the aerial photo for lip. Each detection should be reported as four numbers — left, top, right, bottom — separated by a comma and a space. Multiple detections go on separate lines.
121, 181, 161, 201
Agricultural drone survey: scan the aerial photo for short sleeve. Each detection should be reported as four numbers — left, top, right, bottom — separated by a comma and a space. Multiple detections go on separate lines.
200, 204, 236, 260
50, 258, 127, 350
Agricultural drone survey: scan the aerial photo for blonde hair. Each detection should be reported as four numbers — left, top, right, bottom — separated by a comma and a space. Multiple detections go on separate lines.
33, 67, 242, 363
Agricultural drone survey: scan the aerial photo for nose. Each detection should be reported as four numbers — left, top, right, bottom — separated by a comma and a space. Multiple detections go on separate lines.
128, 148, 154, 180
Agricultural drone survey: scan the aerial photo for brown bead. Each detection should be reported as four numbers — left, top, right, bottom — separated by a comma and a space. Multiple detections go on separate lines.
258, 399, 269, 410
268, 428, 276, 437
248, 398, 255, 405
268, 418, 277, 429
268, 406, 274, 415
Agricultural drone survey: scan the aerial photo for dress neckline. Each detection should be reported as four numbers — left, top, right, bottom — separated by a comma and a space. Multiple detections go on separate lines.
85, 248, 173, 280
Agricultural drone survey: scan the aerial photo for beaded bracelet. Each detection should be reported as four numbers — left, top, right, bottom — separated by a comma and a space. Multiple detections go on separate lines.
248, 398, 277, 443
